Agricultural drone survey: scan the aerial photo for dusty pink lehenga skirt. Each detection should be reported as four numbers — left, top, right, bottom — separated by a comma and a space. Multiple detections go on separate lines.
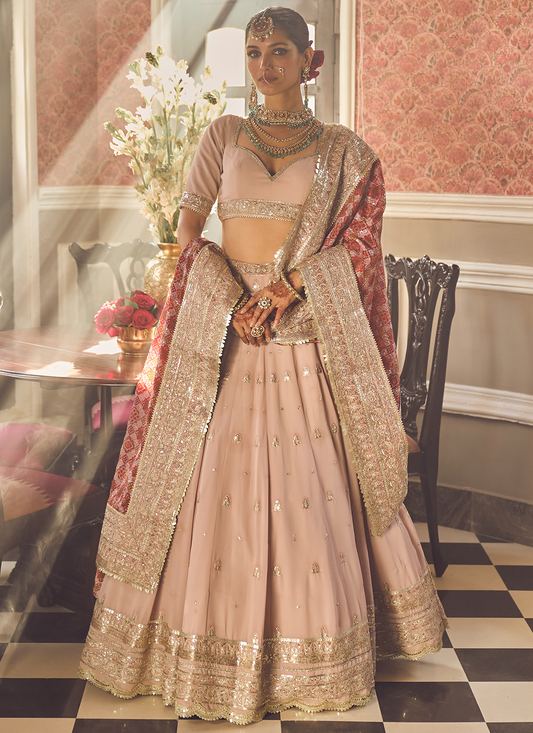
79, 260, 447, 725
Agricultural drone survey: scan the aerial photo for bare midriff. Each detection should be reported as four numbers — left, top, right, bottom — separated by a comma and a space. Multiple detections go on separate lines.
221, 219, 293, 263
220, 128, 318, 263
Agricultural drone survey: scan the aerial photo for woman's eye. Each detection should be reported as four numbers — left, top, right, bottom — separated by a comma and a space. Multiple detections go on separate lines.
247, 50, 259, 58
273, 49, 288, 55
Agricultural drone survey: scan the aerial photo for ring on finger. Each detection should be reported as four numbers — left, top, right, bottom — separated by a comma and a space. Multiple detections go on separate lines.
258, 297, 272, 310
251, 325, 265, 338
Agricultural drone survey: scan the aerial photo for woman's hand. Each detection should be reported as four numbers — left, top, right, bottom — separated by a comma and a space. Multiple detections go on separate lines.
236, 272, 304, 346
231, 307, 272, 347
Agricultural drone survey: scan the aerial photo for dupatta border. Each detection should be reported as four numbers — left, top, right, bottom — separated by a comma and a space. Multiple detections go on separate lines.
299, 246, 408, 537
97, 245, 242, 592
271, 124, 378, 345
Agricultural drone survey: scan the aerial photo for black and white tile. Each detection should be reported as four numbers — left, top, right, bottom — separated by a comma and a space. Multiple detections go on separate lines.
1, 523, 533, 732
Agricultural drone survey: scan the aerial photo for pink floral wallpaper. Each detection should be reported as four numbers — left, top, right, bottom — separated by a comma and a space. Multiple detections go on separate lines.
36, 0, 151, 186
357, 0, 533, 194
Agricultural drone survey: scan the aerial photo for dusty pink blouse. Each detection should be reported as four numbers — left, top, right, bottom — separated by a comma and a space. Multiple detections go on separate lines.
179, 115, 317, 223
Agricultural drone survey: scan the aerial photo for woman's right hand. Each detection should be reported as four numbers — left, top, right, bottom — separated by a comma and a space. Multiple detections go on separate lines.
231, 309, 272, 347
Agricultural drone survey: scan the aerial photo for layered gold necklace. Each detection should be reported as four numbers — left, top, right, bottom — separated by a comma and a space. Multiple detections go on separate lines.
242, 103, 322, 159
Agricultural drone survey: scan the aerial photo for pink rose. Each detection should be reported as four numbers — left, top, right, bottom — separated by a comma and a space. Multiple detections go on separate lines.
130, 293, 156, 310
94, 306, 115, 334
132, 309, 157, 329
115, 305, 134, 325
108, 326, 119, 338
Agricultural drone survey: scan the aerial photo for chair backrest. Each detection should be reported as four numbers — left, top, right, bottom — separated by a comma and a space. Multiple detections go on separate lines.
69, 240, 159, 322
385, 255, 460, 455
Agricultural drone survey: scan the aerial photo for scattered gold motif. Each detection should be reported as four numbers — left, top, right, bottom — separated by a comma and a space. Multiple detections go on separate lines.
243, 372, 251, 383
316, 364, 323, 374
273, 500, 281, 511
272, 436, 280, 447
340, 552, 347, 564
196, 495, 201, 503
222, 371, 230, 381
253, 567, 260, 578
292, 534, 297, 541
302, 365, 311, 377
312, 563, 320, 574
252, 280, 260, 291
270, 373, 278, 383
222, 495, 231, 507
253, 501, 260, 512
252, 633, 259, 644
315, 428, 322, 439
303, 498, 310, 509
207, 433, 214, 441
256, 374, 263, 384
293, 434, 301, 446
273, 565, 281, 576
233, 433, 242, 444
283, 371, 291, 381
255, 438, 260, 447
209, 626, 215, 636
331, 424, 338, 434
326, 490, 334, 501
214, 560, 221, 571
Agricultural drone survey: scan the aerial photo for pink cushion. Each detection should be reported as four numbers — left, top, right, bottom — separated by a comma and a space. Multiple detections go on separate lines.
91, 395, 134, 431
0, 423, 74, 471
0, 465, 99, 522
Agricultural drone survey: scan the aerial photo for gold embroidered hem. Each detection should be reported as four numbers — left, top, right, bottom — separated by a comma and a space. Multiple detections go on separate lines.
79, 564, 446, 725
218, 198, 301, 222
179, 191, 214, 217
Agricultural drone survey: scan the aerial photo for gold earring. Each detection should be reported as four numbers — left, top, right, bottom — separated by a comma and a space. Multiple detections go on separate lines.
249, 81, 258, 112
303, 67, 310, 108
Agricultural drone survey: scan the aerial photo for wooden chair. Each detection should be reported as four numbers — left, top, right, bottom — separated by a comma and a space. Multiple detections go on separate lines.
69, 239, 159, 322
69, 239, 159, 435
385, 254, 460, 577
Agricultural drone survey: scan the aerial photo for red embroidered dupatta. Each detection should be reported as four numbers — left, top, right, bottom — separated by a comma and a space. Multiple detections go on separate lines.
96, 124, 407, 594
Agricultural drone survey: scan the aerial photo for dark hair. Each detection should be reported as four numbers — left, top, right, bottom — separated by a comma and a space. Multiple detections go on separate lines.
245, 6, 309, 54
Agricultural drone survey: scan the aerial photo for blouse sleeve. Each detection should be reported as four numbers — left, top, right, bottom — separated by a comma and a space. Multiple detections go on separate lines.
179, 115, 232, 218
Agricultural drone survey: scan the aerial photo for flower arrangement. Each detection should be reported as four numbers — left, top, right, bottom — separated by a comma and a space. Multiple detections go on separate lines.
94, 291, 163, 337
104, 47, 226, 244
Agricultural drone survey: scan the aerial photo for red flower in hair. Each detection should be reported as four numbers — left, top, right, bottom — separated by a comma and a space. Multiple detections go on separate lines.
304, 49, 325, 82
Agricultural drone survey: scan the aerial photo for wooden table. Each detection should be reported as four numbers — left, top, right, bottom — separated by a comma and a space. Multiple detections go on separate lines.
0, 327, 146, 479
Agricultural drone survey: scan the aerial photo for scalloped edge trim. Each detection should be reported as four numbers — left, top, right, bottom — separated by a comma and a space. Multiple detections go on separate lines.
78, 633, 445, 726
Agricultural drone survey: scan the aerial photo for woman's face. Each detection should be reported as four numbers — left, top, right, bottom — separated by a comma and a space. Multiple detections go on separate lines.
246, 27, 310, 98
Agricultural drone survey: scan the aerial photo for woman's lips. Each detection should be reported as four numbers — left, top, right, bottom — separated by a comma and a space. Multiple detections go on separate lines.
260, 73, 278, 84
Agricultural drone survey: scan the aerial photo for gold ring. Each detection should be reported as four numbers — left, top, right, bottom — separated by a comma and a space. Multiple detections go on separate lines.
251, 325, 265, 338
258, 297, 272, 310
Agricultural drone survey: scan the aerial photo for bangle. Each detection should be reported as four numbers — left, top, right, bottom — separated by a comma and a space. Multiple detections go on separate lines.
281, 271, 305, 302
234, 292, 250, 311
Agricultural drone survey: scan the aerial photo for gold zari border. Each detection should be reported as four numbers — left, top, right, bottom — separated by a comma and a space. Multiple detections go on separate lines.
79, 567, 446, 725
179, 192, 214, 218
299, 246, 408, 536
96, 245, 242, 592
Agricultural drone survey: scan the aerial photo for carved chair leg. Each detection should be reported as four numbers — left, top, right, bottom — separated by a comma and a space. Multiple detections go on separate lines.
419, 473, 448, 577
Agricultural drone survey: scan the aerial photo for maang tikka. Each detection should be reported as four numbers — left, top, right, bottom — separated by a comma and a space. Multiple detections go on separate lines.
249, 12, 275, 41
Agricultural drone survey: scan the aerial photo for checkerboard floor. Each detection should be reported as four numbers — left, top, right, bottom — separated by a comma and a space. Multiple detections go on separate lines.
1, 523, 533, 732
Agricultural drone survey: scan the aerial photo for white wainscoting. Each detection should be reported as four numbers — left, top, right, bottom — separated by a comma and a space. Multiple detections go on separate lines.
39, 186, 139, 210
40, 187, 533, 225
443, 384, 533, 427
46, 186, 533, 426
451, 260, 533, 296
385, 192, 533, 224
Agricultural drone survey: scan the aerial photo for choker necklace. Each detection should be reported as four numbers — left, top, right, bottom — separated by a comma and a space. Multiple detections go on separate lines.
248, 103, 314, 129
249, 115, 308, 143
241, 116, 322, 159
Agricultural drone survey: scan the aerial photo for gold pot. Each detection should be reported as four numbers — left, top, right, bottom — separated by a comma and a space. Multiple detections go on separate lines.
143, 242, 182, 301
116, 326, 156, 355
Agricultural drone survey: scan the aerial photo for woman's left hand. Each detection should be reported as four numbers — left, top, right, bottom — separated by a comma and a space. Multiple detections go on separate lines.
238, 279, 298, 336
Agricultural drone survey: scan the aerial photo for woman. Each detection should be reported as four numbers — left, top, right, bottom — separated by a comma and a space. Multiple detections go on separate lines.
79, 7, 447, 724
